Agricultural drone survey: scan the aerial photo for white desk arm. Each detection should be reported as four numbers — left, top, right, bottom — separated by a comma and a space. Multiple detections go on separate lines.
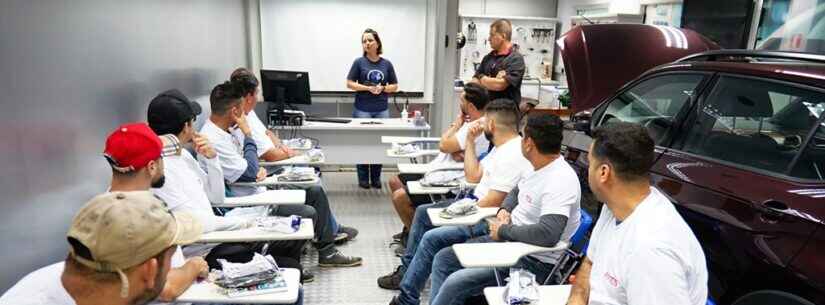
381, 136, 441, 144
212, 190, 306, 208
453, 241, 571, 268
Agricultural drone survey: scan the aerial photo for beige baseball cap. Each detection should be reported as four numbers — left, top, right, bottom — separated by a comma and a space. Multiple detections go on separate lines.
67, 191, 202, 297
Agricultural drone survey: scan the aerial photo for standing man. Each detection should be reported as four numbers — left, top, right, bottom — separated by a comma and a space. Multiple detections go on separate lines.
472, 19, 531, 114
0, 191, 202, 305
567, 122, 708, 305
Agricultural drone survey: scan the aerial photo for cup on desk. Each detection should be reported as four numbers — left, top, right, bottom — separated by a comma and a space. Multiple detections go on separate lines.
413, 110, 426, 127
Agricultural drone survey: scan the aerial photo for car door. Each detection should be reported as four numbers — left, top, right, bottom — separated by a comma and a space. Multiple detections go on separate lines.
652, 74, 825, 301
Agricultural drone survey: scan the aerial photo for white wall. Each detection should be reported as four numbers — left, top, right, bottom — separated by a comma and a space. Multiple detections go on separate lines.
0, 0, 249, 292
459, 0, 558, 18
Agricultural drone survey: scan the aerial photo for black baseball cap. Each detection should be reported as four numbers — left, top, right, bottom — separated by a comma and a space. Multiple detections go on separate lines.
147, 89, 202, 133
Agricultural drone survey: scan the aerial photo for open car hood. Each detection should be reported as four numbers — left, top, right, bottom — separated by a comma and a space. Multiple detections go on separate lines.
558, 24, 720, 112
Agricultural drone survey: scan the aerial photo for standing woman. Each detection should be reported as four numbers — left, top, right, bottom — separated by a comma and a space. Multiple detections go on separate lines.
347, 28, 399, 189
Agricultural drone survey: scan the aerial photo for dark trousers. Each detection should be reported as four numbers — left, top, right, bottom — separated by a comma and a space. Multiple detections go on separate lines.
357, 164, 383, 185
273, 185, 336, 252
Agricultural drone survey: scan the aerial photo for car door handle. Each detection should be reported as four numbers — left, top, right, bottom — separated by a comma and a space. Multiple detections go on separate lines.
757, 200, 790, 217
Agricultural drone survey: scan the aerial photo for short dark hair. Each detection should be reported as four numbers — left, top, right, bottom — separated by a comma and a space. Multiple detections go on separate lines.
463, 83, 489, 111
591, 122, 655, 181
230, 67, 259, 97
210, 81, 244, 115
362, 28, 383, 56
523, 113, 563, 154
148, 120, 188, 139
491, 19, 512, 41
484, 98, 519, 131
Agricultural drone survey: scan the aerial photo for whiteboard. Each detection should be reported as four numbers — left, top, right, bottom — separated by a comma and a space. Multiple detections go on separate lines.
260, 0, 427, 92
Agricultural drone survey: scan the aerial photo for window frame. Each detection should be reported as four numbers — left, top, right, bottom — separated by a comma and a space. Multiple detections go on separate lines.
591, 71, 714, 148
669, 72, 825, 182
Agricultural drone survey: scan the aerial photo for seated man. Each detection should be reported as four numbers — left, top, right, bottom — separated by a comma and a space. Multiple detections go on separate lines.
388, 82, 490, 246
230, 68, 296, 162
146, 90, 308, 280
567, 122, 708, 305
102, 122, 208, 303
428, 114, 582, 305
378, 99, 533, 303
230, 67, 357, 243
0, 191, 204, 305
200, 81, 361, 267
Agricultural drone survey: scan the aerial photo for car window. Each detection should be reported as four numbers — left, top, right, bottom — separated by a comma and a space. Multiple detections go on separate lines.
677, 75, 825, 176
597, 74, 705, 145
790, 113, 825, 180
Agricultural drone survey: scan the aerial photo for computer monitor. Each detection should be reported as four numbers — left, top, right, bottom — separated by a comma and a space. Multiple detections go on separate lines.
260, 69, 312, 105
261, 70, 311, 125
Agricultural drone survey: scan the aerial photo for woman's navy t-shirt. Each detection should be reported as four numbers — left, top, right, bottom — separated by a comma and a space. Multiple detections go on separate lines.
347, 57, 398, 112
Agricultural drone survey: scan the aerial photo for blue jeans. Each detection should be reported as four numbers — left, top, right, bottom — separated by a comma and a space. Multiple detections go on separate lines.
397, 200, 489, 305
353, 109, 390, 185
429, 237, 555, 305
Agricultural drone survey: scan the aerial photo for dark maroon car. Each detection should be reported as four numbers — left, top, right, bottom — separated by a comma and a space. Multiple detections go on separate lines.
558, 24, 825, 305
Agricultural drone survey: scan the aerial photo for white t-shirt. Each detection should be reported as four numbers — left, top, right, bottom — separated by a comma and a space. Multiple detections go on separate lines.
247, 109, 276, 157
153, 150, 249, 257
587, 187, 708, 305
0, 253, 187, 305
473, 136, 532, 199
0, 262, 74, 305
199, 120, 261, 197
429, 120, 490, 165
511, 157, 581, 264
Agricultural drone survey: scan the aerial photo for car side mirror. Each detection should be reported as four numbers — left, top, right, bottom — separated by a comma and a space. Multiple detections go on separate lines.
571, 110, 593, 135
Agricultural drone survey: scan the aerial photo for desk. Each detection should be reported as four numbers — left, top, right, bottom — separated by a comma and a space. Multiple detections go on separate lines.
453, 241, 569, 268
406, 181, 454, 195
273, 118, 430, 164
260, 154, 325, 166
213, 190, 306, 208
398, 163, 464, 175
381, 136, 441, 144
178, 268, 301, 304
483, 285, 572, 305
233, 175, 320, 187
197, 219, 314, 243
427, 207, 498, 226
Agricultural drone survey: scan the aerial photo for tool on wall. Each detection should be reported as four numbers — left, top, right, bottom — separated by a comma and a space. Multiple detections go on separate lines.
467, 21, 477, 44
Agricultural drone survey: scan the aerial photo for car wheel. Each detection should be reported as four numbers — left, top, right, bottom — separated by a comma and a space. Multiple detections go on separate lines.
731, 290, 814, 305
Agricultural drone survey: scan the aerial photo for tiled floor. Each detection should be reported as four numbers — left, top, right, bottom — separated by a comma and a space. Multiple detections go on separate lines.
300, 172, 430, 305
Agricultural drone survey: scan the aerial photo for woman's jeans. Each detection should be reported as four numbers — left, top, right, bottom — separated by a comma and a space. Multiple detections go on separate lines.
352, 108, 390, 185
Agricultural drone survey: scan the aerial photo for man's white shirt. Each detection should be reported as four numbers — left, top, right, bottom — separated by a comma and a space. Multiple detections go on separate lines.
247, 109, 275, 157
511, 157, 581, 263
199, 120, 261, 197
587, 187, 708, 305
473, 136, 532, 199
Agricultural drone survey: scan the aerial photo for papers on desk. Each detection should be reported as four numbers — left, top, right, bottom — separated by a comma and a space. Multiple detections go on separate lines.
260, 152, 325, 166
282, 138, 313, 150
397, 163, 464, 174
483, 285, 572, 305
386, 148, 441, 159
233, 172, 320, 187
178, 268, 301, 304
427, 207, 498, 226
197, 219, 314, 243
406, 181, 453, 195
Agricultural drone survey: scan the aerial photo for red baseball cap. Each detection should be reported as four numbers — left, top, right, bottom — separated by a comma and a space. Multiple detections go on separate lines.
103, 123, 164, 173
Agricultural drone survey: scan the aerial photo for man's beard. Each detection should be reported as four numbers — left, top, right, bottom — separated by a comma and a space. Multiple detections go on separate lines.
151, 175, 166, 188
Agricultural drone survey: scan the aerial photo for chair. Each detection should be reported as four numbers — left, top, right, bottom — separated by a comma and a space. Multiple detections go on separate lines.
543, 209, 594, 285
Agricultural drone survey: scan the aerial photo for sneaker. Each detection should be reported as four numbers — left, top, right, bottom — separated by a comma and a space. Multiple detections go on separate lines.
319, 250, 362, 267
334, 232, 347, 243
371, 182, 382, 189
377, 265, 404, 290
392, 229, 408, 243
388, 296, 401, 305
358, 182, 370, 189
394, 246, 405, 257
301, 270, 315, 283
338, 226, 359, 242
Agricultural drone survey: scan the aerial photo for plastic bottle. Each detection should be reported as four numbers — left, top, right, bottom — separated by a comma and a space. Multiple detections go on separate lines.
401, 106, 409, 122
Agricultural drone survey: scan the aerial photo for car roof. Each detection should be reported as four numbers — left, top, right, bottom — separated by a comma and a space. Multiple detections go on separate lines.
651, 60, 825, 90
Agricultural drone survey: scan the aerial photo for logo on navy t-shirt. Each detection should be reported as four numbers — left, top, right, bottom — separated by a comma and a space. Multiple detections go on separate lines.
367, 70, 385, 84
